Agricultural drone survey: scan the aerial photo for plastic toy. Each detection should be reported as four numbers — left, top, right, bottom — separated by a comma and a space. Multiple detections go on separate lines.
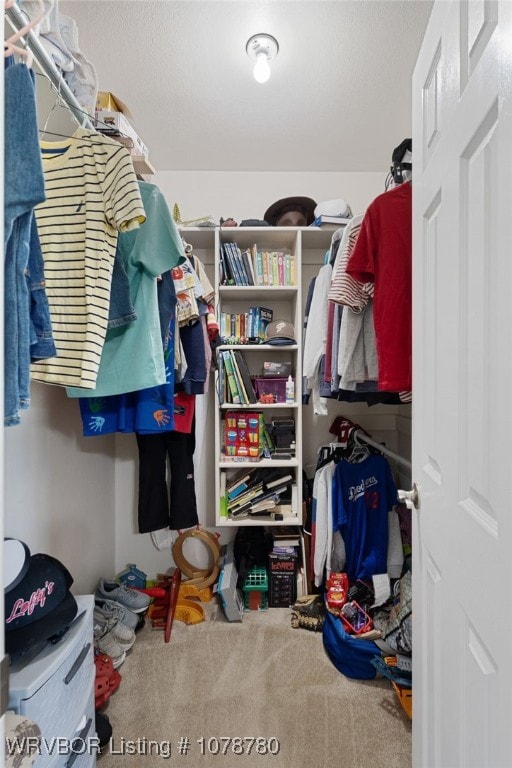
117, 563, 147, 589
141, 568, 182, 643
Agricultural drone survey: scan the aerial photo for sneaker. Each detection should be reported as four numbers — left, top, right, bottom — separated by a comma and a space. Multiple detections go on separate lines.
290, 594, 325, 632
93, 611, 136, 650
96, 579, 151, 614
93, 627, 126, 668
94, 598, 140, 632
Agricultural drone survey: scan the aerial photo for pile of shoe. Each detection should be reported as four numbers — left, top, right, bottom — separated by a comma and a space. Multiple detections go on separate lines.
93, 579, 150, 669
290, 594, 326, 632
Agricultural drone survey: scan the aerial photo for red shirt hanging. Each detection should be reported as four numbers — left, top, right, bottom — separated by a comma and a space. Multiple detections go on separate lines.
346, 182, 412, 391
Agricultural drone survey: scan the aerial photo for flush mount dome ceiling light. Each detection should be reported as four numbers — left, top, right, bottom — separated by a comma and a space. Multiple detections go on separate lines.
246, 33, 279, 84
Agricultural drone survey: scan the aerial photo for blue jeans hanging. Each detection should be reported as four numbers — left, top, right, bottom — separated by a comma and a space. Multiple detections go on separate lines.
4, 58, 53, 425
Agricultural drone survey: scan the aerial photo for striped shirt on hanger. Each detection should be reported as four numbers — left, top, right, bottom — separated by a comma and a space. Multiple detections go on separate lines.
31, 128, 145, 389
328, 214, 373, 312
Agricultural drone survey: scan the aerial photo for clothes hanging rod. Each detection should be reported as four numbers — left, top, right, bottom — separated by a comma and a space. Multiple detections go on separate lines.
355, 429, 412, 471
5, 1, 94, 130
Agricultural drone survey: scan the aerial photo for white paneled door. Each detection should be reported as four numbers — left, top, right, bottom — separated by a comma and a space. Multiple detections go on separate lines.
412, 1, 512, 766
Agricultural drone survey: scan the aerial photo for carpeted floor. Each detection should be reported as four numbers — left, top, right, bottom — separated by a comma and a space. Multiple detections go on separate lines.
97, 603, 411, 768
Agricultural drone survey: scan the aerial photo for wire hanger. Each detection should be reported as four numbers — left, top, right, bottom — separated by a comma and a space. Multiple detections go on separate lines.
4, 0, 46, 66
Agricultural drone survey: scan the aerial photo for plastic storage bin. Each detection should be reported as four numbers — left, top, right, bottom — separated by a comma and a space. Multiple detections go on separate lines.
253, 377, 288, 403
242, 566, 269, 611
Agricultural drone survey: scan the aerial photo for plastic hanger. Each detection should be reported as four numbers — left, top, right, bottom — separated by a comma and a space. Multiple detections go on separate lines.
4, 0, 46, 67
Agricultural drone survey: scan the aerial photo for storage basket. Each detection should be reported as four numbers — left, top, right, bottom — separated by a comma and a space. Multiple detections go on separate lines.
242, 566, 268, 611
253, 376, 287, 403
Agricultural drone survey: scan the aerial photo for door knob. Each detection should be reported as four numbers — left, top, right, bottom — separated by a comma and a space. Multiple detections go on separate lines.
398, 482, 420, 510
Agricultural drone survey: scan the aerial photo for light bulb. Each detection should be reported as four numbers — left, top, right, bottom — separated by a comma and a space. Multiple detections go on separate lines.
253, 52, 271, 83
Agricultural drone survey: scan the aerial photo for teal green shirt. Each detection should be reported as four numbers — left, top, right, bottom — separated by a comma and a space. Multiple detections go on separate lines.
66, 182, 185, 398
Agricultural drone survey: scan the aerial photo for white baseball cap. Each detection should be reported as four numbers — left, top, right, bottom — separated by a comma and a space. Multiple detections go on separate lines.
314, 199, 352, 218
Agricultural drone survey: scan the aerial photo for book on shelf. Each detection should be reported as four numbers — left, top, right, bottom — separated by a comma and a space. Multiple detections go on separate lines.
232, 350, 258, 403
217, 350, 225, 403
221, 350, 242, 404
226, 467, 293, 500
220, 244, 235, 285
231, 242, 250, 285
222, 243, 242, 285
219, 470, 228, 518
226, 467, 252, 491
248, 306, 273, 343
240, 248, 256, 285
228, 481, 292, 518
255, 250, 264, 286
225, 242, 252, 285
229, 494, 282, 519
229, 350, 249, 403
272, 526, 301, 547
270, 503, 294, 519
277, 252, 285, 285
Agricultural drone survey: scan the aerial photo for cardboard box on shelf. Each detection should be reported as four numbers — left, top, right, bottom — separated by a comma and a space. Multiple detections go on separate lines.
96, 91, 133, 117
113, 136, 154, 176
94, 91, 142, 146
132, 156, 156, 176
114, 134, 149, 160
94, 109, 139, 142
95, 92, 154, 175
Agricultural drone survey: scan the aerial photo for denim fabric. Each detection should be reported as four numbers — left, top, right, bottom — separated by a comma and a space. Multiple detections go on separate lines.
107, 244, 137, 329
28, 218, 56, 360
157, 269, 177, 346
4, 58, 47, 426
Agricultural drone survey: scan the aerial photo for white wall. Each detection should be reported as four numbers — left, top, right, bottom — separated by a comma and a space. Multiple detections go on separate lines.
153, 170, 386, 227
4, 383, 116, 593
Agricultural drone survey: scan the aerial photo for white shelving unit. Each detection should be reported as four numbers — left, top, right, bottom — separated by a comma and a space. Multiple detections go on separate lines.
179, 225, 335, 528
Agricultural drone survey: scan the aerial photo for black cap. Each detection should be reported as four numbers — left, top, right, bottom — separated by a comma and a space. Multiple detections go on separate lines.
5, 552, 78, 656
263, 196, 317, 226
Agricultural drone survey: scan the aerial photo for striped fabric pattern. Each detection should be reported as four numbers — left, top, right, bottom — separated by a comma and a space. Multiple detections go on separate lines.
31, 129, 145, 389
328, 214, 374, 312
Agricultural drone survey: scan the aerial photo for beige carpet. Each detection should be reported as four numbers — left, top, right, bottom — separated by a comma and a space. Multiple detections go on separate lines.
97, 603, 411, 768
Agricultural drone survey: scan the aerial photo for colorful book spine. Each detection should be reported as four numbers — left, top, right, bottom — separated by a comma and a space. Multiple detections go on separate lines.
233, 243, 250, 285
256, 251, 264, 285
222, 350, 241, 404
289, 254, 296, 286
248, 306, 255, 340
220, 471, 228, 518
230, 350, 248, 404
271, 252, 279, 286
277, 252, 285, 285
241, 249, 255, 285
262, 251, 270, 285
217, 350, 225, 403
224, 243, 241, 285
284, 254, 292, 285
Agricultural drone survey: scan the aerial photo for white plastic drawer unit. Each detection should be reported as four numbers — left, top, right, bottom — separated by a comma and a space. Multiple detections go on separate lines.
8, 595, 97, 768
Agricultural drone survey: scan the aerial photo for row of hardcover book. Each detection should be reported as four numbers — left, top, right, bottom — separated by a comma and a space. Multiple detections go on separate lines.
219, 307, 273, 345
218, 349, 293, 406
220, 466, 297, 519
220, 242, 296, 287
218, 349, 258, 405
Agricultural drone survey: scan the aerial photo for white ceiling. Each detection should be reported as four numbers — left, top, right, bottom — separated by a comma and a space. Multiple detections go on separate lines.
60, 0, 433, 174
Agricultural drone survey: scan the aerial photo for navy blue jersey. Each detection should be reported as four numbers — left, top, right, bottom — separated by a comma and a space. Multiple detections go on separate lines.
332, 455, 398, 581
